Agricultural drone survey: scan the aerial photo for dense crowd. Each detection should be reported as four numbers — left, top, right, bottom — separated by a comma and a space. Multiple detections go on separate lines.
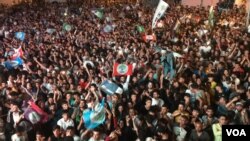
0, 1, 250, 141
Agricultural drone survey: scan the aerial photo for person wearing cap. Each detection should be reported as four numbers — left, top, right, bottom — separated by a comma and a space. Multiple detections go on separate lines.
234, 101, 249, 125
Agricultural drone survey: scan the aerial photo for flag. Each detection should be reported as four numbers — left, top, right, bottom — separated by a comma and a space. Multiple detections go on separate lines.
92, 9, 104, 19
103, 24, 113, 33
136, 25, 145, 34
24, 101, 49, 124
142, 34, 157, 42
100, 80, 123, 95
246, 0, 250, 27
24, 107, 41, 124
113, 63, 133, 76
208, 6, 214, 27
83, 98, 106, 129
152, 0, 169, 29
173, 20, 181, 31
63, 23, 72, 32
15, 32, 25, 41
4, 57, 23, 70
161, 52, 176, 79
46, 28, 56, 34
11, 46, 24, 60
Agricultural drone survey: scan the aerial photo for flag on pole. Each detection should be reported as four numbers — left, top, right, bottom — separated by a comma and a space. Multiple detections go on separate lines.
83, 98, 106, 129
208, 6, 214, 27
92, 9, 104, 19
100, 80, 123, 95
152, 0, 169, 29
4, 57, 23, 70
15, 32, 25, 41
113, 63, 133, 76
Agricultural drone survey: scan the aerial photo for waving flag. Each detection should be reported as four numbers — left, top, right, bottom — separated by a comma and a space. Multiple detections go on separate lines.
208, 6, 214, 27
100, 80, 123, 95
161, 52, 176, 80
91, 9, 104, 19
63, 23, 72, 32
4, 57, 23, 70
152, 0, 169, 29
142, 34, 157, 42
136, 25, 145, 34
83, 98, 105, 129
103, 24, 113, 33
15, 32, 25, 41
27, 101, 49, 123
24, 107, 41, 124
113, 63, 133, 76
11, 46, 24, 60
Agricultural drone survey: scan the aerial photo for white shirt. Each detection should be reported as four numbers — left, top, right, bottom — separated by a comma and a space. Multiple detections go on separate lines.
57, 118, 74, 131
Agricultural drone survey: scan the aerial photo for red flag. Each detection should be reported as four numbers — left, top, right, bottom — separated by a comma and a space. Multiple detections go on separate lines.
12, 46, 24, 60
142, 34, 156, 42
113, 63, 133, 76
29, 101, 49, 123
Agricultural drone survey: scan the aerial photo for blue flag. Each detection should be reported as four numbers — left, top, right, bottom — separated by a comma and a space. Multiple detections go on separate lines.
15, 32, 25, 41
83, 98, 105, 129
4, 57, 23, 70
161, 52, 175, 80
100, 80, 123, 95
103, 24, 113, 33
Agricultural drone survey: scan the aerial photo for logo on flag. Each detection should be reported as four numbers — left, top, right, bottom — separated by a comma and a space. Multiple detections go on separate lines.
63, 23, 72, 32
142, 34, 157, 42
83, 98, 106, 129
100, 80, 123, 95
152, 0, 169, 29
113, 63, 133, 76
15, 32, 25, 41
4, 57, 23, 70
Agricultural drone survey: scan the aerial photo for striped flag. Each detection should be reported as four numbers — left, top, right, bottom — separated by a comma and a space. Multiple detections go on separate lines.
11, 46, 24, 60
24, 101, 49, 124
100, 80, 123, 95
83, 98, 105, 129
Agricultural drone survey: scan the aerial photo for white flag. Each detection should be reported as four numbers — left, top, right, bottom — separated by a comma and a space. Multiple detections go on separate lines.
152, 0, 169, 29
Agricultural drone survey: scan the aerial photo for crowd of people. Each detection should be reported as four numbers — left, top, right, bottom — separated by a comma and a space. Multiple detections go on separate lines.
0, 1, 250, 141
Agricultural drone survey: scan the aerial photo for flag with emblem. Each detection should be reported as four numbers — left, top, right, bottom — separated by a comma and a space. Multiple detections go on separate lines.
142, 34, 157, 42
63, 23, 72, 32
83, 98, 105, 129
113, 63, 133, 76
15, 32, 25, 41
100, 80, 123, 95
4, 57, 23, 70
152, 0, 169, 29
